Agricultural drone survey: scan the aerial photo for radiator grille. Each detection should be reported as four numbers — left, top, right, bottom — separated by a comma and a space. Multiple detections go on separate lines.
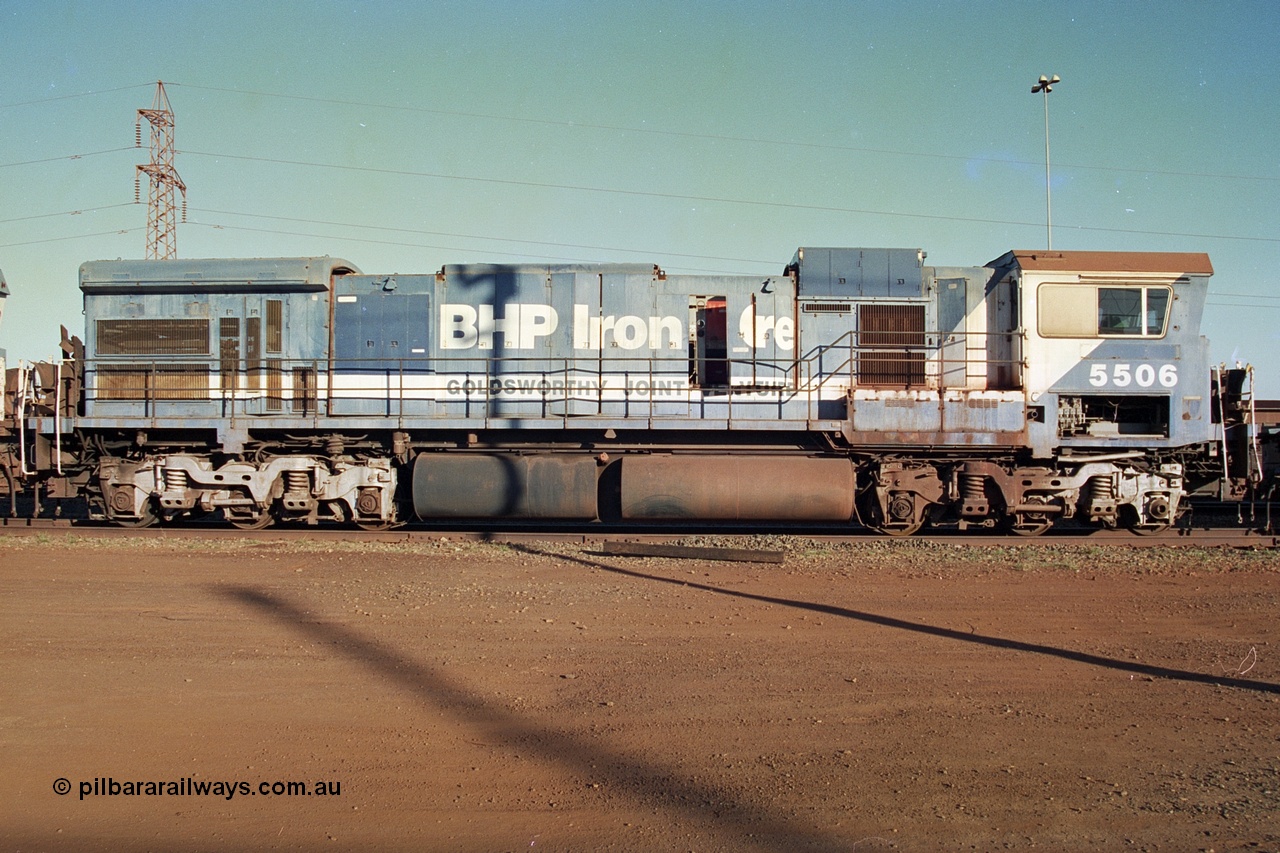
858, 304, 926, 386
266, 300, 283, 353
293, 367, 316, 415
219, 318, 240, 392
265, 359, 284, 412
96, 319, 209, 355
96, 364, 210, 400
245, 317, 261, 392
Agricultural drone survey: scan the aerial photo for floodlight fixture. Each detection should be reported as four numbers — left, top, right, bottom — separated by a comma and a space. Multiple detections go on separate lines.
1032, 74, 1061, 248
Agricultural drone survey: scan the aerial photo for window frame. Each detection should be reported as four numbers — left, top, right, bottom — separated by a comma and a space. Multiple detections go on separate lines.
1037, 283, 1172, 340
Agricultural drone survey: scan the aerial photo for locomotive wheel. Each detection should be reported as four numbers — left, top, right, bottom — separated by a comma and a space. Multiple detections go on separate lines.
874, 519, 924, 537
1123, 502, 1174, 536
112, 502, 158, 529
354, 519, 394, 532
158, 507, 209, 526
866, 491, 925, 536
227, 511, 274, 530
158, 508, 185, 526
324, 500, 350, 525
1008, 496, 1053, 536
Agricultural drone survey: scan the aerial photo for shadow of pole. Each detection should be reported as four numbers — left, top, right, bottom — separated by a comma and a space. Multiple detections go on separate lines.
513, 544, 1280, 696
216, 584, 861, 852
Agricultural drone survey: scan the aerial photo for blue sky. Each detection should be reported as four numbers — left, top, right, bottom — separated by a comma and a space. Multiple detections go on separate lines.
3, 1, 1278, 394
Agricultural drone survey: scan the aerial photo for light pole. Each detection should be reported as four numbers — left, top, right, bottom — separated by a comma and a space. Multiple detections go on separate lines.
1031, 74, 1060, 250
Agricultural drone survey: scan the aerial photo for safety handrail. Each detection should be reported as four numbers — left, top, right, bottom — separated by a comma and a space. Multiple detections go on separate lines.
75, 327, 1025, 423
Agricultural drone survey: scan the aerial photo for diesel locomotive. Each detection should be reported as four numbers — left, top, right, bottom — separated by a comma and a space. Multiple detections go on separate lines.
0, 246, 1269, 533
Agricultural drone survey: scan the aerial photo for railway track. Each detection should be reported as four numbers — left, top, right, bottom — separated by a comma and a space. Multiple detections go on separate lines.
2, 514, 1275, 550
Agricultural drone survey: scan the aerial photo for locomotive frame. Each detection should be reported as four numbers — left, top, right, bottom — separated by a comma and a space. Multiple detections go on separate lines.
1, 245, 1269, 534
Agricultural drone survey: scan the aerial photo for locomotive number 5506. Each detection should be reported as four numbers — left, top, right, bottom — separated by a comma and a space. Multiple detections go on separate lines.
1088, 363, 1178, 388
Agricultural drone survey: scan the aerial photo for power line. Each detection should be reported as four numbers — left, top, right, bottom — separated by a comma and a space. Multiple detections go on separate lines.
169, 82, 1279, 184
4, 80, 1275, 185
0, 83, 154, 109
176, 148, 1076, 229
189, 206, 778, 266
182, 148, 1280, 244
0, 205, 1272, 285
187, 211, 1280, 280
1206, 302, 1280, 311
185, 221, 753, 275
0, 228, 139, 249
0, 147, 135, 169
0, 201, 758, 269
2, 88, 1274, 250
1059, 224, 1278, 244
0, 203, 136, 225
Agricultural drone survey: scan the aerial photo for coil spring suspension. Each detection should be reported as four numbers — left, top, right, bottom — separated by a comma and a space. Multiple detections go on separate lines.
284, 470, 310, 494
280, 469, 314, 513
960, 473, 988, 516
1085, 474, 1116, 518
164, 468, 188, 492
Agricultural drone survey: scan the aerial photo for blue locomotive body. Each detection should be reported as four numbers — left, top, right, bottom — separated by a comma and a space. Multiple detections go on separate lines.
5, 245, 1255, 533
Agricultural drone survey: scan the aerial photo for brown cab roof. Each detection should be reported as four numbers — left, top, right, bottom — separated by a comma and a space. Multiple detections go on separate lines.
991, 250, 1213, 276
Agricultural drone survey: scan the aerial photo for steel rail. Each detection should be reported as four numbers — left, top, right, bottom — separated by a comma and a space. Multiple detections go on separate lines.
2, 518, 1275, 550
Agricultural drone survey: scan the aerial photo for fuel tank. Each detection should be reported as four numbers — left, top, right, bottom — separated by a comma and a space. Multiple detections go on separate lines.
412, 453, 598, 519
620, 455, 855, 521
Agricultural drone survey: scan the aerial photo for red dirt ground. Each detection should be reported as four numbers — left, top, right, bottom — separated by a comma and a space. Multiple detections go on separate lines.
2, 534, 1278, 851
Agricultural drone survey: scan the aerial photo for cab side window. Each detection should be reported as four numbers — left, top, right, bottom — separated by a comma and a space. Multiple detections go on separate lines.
1039, 284, 1172, 338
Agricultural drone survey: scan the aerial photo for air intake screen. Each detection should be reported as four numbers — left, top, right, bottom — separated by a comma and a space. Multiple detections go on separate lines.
293, 367, 316, 415
266, 300, 283, 353
96, 319, 210, 355
265, 359, 283, 411
858, 304, 926, 386
96, 364, 210, 400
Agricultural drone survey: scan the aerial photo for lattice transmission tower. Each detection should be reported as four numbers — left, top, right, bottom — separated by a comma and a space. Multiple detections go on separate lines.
134, 80, 187, 260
